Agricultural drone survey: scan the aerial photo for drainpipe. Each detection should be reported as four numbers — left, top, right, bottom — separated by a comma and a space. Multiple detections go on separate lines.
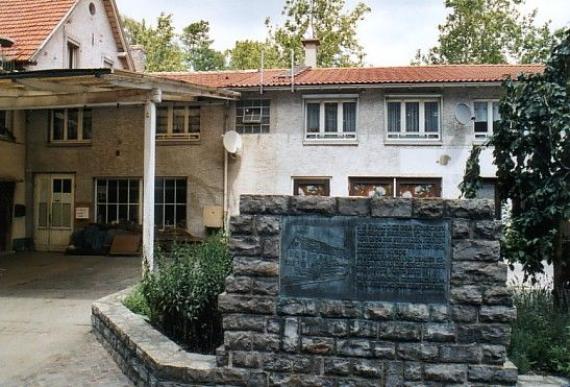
222, 101, 230, 231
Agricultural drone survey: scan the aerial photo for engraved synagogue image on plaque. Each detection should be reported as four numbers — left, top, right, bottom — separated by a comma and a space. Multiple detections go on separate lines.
280, 217, 451, 303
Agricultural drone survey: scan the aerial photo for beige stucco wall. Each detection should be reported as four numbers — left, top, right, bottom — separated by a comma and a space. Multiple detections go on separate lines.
226, 86, 501, 216
26, 103, 226, 238
27, 0, 126, 70
0, 111, 27, 244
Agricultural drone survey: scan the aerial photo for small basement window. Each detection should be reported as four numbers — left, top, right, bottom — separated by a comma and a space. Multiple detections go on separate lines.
293, 178, 330, 196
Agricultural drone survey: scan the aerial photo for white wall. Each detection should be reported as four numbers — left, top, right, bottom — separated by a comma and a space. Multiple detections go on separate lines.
227, 87, 501, 215
27, 0, 125, 70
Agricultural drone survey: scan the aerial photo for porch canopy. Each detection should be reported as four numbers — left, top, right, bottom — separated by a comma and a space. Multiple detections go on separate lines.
0, 68, 240, 271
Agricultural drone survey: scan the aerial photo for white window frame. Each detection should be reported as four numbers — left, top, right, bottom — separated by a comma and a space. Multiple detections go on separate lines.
303, 96, 358, 142
49, 108, 92, 143
156, 103, 201, 142
473, 100, 500, 141
385, 96, 442, 142
94, 178, 142, 225
67, 40, 80, 69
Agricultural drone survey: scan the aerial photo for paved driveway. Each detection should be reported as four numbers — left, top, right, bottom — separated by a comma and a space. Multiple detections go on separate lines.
0, 252, 140, 386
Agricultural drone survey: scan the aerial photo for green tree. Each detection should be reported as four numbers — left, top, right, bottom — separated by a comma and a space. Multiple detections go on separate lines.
415, 0, 562, 65
123, 14, 185, 72
460, 30, 570, 310
227, 0, 371, 69
227, 40, 283, 70
181, 20, 226, 71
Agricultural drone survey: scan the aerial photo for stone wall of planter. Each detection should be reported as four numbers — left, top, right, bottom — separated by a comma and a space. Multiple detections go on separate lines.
217, 195, 518, 386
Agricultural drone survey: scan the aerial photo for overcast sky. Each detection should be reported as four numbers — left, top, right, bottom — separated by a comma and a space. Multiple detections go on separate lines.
116, 0, 570, 67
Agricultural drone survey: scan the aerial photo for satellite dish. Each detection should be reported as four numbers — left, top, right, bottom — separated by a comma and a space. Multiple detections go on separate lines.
455, 103, 473, 125
223, 130, 242, 155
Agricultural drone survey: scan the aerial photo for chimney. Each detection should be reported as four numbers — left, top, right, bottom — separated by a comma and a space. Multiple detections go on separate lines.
129, 45, 146, 73
302, 37, 320, 68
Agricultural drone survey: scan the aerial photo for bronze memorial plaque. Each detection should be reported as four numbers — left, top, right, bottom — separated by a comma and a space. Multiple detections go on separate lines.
280, 217, 451, 303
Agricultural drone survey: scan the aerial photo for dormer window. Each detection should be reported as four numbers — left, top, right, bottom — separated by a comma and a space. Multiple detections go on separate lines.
67, 41, 79, 69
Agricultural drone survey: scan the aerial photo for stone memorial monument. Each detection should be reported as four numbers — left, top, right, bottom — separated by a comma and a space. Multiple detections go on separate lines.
219, 195, 518, 386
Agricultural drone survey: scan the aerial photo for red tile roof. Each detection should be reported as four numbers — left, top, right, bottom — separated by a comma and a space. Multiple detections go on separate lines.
158, 64, 544, 89
0, 0, 131, 67
0, 0, 76, 62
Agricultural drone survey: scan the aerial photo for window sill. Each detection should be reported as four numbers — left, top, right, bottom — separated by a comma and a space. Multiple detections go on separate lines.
303, 138, 359, 146
384, 139, 442, 146
157, 137, 201, 146
48, 141, 92, 147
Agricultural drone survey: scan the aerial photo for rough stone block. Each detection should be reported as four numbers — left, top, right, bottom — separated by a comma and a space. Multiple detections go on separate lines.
451, 285, 483, 305
378, 322, 421, 341
337, 197, 371, 216
282, 318, 299, 353
439, 344, 483, 363
324, 358, 352, 376
473, 220, 501, 240
233, 257, 278, 277
479, 306, 517, 323
468, 363, 518, 384
225, 275, 252, 294
481, 344, 507, 365
429, 305, 449, 322
413, 199, 444, 218
301, 337, 335, 355
452, 219, 471, 239
320, 300, 362, 318
253, 334, 280, 352
396, 303, 430, 321
450, 304, 478, 323
229, 236, 262, 256
225, 331, 252, 350
300, 318, 349, 338
424, 364, 467, 383
262, 353, 320, 374
290, 196, 337, 215
384, 361, 404, 386
371, 341, 396, 359
363, 302, 395, 320
352, 359, 383, 378
267, 373, 334, 387
451, 261, 508, 286
453, 239, 500, 262
232, 351, 263, 368
456, 324, 512, 345
423, 323, 456, 342
255, 216, 281, 235
403, 362, 422, 381
261, 237, 280, 258
371, 198, 412, 218
445, 199, 494, 220
251, 277, 278, 296
267, 318, 282, 335
397, 343, 439, 361
277, 298, 319, 317
230, 215, 254, 235
223, 314, 266, 332
349, 319, 379, 338
483, 287, 514, 306
336, 339, 373, 358
240, 195, 290, 215
218, 294, 275, 315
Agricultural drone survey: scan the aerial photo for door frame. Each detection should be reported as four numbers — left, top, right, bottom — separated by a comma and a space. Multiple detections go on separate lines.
33, 173, 75, 252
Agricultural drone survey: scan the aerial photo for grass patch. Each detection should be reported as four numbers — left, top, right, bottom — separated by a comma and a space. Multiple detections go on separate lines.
509, 285, 570, 377
123, 284, 150, 317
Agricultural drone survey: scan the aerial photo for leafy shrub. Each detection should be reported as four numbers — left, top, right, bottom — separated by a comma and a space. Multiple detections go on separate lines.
509, 285, 570, 377
123, 284, 150, 317
140, 234, 232, 354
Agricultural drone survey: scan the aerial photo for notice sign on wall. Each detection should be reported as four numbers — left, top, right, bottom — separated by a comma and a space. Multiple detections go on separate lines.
75, 206, 90, 220
280, 217, 451, 304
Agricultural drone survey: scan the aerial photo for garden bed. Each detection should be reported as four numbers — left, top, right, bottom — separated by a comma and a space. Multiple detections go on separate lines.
91, 288, 250, 386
